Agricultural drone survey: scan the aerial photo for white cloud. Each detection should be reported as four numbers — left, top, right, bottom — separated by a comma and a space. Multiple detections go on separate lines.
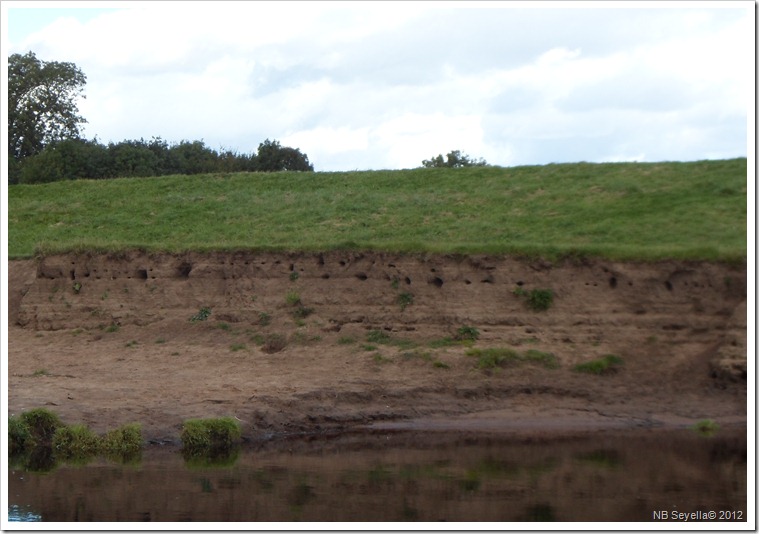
5, 2, 751, 170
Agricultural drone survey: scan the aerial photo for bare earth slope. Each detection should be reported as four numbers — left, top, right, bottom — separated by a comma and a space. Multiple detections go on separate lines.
8, 251, 747, 442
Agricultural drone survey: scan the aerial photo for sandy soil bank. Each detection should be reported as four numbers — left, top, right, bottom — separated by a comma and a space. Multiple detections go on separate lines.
7, 251, 747, 443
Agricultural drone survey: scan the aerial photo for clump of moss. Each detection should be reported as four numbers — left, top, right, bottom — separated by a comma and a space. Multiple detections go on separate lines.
467, 348, 520, 369
523, 349, 560, 369
691, 419, 719, 437
573, 354, 623, 375
466, 347, 560, 371
181, 417, 241, 456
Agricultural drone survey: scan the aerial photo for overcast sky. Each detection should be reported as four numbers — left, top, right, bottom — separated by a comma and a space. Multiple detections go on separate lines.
3, 1, 753, 171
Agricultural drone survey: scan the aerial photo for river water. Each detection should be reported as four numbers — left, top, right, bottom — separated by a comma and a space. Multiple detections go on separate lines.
7, 427, 747, 524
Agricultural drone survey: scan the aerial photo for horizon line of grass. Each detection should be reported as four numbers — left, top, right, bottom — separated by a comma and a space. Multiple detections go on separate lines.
9, 158, 748, 263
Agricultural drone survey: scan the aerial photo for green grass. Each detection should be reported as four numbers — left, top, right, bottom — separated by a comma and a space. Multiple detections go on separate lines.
366, 329, 416, 350
691, 419, 720, 437
10, 409, 143, 463
180, 417, 242, 455
573, 355, 624, 375
52, 424, 101, 460
466, 347, 560, 370
7, 159, 747, 261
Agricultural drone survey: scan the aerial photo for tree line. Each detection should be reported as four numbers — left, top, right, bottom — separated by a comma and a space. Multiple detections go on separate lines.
10, 137, 313, 184
8, 51, 488, 184
8, 51, 313, 184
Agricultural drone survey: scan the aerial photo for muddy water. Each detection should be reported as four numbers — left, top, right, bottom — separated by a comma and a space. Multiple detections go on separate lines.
8, 427, 747, 523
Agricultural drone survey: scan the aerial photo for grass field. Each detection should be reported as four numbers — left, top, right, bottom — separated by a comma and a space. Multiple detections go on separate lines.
7, 158, 747, 261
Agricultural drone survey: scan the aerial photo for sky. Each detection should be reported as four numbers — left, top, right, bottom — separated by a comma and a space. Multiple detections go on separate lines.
2, 0, 754, 171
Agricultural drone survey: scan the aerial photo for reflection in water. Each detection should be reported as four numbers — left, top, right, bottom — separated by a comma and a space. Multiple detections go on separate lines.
8, 427, 747, 522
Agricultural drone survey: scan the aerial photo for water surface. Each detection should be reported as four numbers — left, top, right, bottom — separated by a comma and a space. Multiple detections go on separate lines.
8, 427, 746, 522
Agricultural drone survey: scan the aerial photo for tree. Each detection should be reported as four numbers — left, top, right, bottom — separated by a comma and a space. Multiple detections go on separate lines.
422, 150, 488, 168
8, 51, 88, 163
255, 139, 314, 172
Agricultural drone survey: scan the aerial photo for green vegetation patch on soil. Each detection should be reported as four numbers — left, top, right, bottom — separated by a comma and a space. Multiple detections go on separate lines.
8, 159, 747, 261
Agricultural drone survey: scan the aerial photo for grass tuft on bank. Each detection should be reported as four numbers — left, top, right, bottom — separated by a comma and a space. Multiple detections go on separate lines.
8, 159, 747, 261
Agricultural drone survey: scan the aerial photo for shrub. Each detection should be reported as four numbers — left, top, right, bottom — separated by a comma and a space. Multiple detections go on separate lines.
20, 408, 63, 445
9, 415, 34, 455
527, 289, 554, 311
258, 312, 272, 326
262, 333, 288, 353
455, 326, 480, 342
292, 306, 314, 319
285, 291, 301, 306
421, 150, 488, 168
181, 417, 241, 455
398, 292, 414, 311
573, 355, 623, 375
101, 423, 143, 457
52, 424, 100, 460
190, 306, 212, 322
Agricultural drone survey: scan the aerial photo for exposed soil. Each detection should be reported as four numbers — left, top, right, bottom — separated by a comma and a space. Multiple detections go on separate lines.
7, 251, 747, 444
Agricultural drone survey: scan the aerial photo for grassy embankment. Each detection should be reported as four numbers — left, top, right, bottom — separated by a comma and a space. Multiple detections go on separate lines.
8, 158, 747, 261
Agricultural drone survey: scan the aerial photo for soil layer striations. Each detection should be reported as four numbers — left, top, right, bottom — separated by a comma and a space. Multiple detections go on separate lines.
8, 251, 747, 443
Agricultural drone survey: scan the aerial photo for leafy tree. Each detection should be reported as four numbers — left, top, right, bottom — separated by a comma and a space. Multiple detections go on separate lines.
8, 51, 87, 163
422, 150, 488, 168
108, 139, 160, 178
17, 138, 109, 184
255, 139, 314, 172
170, 140, 218, 175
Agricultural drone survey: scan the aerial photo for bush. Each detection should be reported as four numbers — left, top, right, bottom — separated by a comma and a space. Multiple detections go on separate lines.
190, 306, 212, 322
9, 415, 34, 455
455, 326, 480, 342
527, 289, 554, 311
422, 150, 488, 168
398, 292, 414, 311
20, 408, 63, 445
10, 136, 314, 184
101, 423, 143, 457
181, 417, 241, 455
52, 424, 100, 460
255, 139, 313, 172
285, 291, 301, 306
262, 333, 288, 353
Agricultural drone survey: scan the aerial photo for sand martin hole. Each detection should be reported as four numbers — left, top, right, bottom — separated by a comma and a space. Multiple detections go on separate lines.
665, 281, 673, 291
429, 276, 444, 288
609, 277, 617, 289
356, 273, 368, 281
177, 262, 192, 279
